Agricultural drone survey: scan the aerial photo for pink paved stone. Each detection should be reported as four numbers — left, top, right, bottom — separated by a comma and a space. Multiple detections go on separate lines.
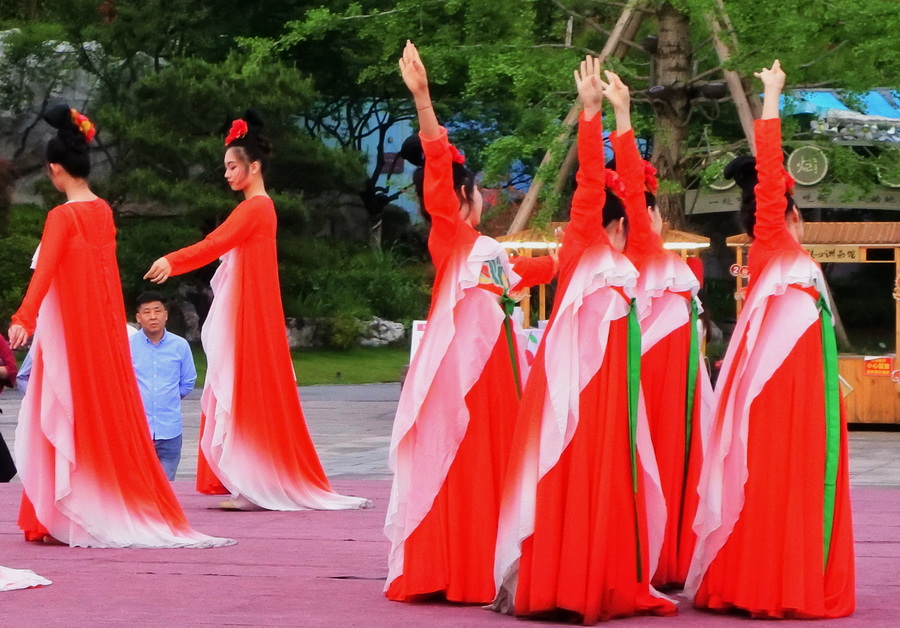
0, 481, 897, 626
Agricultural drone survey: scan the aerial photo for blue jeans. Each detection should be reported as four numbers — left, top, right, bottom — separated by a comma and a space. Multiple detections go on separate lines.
153, 434, 183, 481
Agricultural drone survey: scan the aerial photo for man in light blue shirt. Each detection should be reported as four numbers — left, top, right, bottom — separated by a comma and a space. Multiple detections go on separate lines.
130, 291, 196, 481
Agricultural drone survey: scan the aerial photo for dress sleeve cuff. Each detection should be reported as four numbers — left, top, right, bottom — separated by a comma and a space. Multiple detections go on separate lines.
419, 126, 450, 159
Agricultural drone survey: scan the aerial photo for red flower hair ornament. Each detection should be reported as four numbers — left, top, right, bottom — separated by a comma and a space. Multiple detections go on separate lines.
642, 161, 659, 195
448, 143, 466, 165
70, 109, 96, 143
225, 119, 248, 146
605, 169, 627, 200
783, 170, 796, 196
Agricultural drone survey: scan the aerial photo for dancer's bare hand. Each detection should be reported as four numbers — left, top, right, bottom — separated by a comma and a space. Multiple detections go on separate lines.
144, 257, 172, 284
574, 56, 604, 118
399, 40, 430, 98
755, 59, 786, 92
8, 324, 28, 350
603, 71, 630, 113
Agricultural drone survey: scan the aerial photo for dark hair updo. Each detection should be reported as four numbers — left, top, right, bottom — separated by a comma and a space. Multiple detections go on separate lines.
570, 164, 630, 233
400, 134, 476, 222
225, 109, 273, 173
44, 103, 92, 178
724, 154, 797, 239
605, 157, 657, 211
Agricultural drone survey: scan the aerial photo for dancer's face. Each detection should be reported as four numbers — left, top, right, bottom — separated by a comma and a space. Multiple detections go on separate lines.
648, 205, 663, 235
224, 147, 260, 192
460, 185, 483, 228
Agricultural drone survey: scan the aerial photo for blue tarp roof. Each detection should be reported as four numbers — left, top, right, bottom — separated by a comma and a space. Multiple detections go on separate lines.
781, 90, 900, 119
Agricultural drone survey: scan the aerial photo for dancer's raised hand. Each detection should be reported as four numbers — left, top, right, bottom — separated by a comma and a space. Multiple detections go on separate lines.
399, 40, 440, 137
603, 71, 630, 114
756, 60, 785, 119
755, 59, 786, 93
574, 56, 604, 120
399, 40, 430, 99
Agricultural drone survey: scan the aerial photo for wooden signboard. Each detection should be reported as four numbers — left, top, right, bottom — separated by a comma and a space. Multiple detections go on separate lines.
807, 246, 861, 263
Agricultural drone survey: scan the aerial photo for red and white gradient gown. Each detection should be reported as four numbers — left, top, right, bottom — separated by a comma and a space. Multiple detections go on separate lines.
613, 129, 713, 588
686, 118, 855, 618
492, 112, 675, 623
165, 195, 369, 511
384, 127, 550, 603
0, 565, 51, 591
13, 199, 231, 548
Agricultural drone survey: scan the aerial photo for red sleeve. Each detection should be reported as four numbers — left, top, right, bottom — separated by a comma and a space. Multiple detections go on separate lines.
510, 255, 557, 289
0, 335, 17, 386
165, 199, 264, 276
421, 127, 473, 266
12, 207, 73, 334
561, 111, 610, 269
611, 129, 663, 267
752, 118, 797, 250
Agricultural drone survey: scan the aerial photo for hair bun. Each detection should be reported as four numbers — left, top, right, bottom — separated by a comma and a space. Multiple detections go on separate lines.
243, 109, 264, 131
43, 103, 73, 130
44, 102, 91, 152
723, 154, 758, 190
400, 135, 425, 168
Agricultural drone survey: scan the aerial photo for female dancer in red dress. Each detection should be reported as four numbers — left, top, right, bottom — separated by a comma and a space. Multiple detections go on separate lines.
9, 104, 230, 548
145, 111, 369, 512
687, 61, 855, 618
492, 56, 675, 623
606, 71, 713, 589
384, 42, 553, 604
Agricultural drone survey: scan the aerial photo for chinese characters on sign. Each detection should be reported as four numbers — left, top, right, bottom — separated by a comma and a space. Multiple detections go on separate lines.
807, 247, 860, 263
787, 146, 828, 186
864, 356, 893, 377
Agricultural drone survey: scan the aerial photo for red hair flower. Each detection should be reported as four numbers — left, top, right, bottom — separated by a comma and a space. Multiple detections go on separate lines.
225, 119, 248, 146
448, 143, 466, 165
605, 169, 627, 200
783, 170, 795, 196
70, 109, 96, 143
642, 160, 659, 194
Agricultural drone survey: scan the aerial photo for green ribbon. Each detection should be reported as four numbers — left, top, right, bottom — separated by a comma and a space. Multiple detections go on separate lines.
626, 298, 643, 582
500, 293, 522, 399
677, 298, 700, 544
818, 294, 840, 570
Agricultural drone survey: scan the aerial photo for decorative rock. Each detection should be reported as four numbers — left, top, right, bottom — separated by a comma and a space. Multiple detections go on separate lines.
286, 317, 323, 349
359, 317, 405, 347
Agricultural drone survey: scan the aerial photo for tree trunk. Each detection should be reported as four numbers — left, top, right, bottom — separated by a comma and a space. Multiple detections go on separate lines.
650, 2, 692, 229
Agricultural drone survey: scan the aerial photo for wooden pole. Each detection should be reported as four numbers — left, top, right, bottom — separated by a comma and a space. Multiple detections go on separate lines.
506, 1, 647, 235
715, 0, 762, 119
708, 5, 758, 153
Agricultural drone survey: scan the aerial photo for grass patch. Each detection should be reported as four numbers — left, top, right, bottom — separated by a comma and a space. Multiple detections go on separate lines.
191, 344, 409, 387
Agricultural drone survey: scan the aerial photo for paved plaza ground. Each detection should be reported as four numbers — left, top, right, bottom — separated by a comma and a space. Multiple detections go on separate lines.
0, 384, 898, 626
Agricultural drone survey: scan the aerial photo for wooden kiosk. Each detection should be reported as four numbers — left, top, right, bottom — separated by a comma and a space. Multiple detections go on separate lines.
727, 222, 900, 424
499, 223, 710, 327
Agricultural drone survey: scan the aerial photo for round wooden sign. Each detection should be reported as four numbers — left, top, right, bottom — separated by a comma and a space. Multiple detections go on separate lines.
787, 145, 828, 186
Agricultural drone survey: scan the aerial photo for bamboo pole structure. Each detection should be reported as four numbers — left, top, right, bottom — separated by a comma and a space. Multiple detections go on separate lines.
708, 1, 759, 153
506, 1, 647, 235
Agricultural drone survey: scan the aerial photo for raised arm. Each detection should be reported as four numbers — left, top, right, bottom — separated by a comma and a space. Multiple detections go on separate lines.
563, 56, 609, 262
9, 207, 73, 343
399, 40, 467, 261
605, 71, 663, 267
752, 60, 792, 246
145, 200, 263, 283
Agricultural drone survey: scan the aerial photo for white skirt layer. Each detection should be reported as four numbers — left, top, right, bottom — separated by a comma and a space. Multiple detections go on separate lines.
16, 283, 233, 549
0, 565, 51, 592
